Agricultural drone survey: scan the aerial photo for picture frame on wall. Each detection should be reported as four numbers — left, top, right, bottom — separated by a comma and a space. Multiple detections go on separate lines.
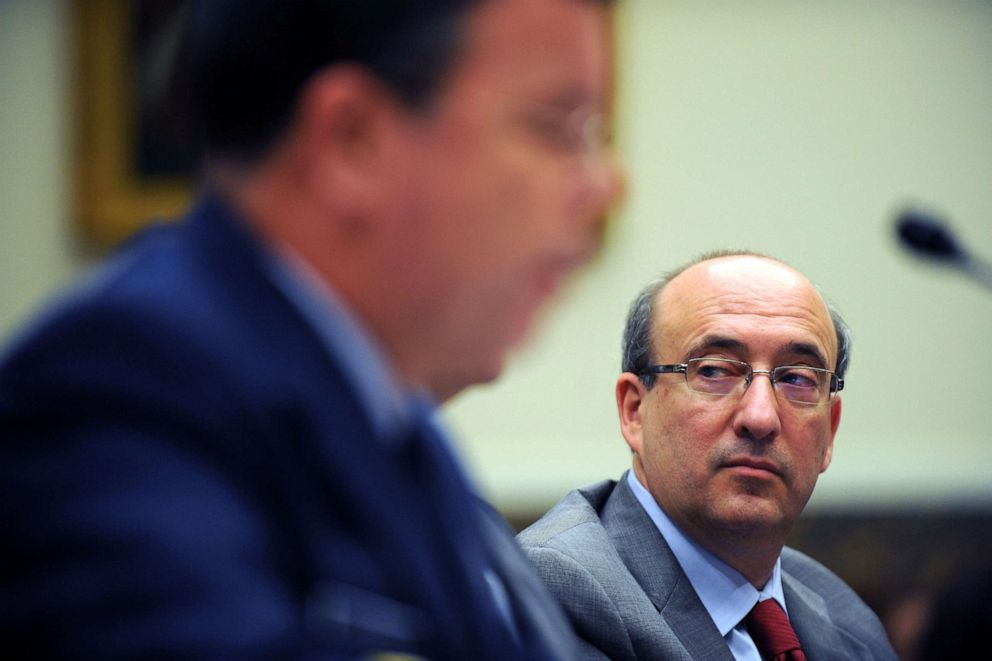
75, 0, 194, 248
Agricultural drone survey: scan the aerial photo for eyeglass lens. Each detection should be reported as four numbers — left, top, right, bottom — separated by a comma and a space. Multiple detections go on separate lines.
686, 358, 830, 405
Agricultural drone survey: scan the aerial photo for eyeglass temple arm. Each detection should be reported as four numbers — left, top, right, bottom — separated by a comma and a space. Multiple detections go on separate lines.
643, 364, 687, 375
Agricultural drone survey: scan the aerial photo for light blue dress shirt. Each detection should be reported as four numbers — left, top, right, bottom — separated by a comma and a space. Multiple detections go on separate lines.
264, 246, 422, 442
626, 471, 787, 661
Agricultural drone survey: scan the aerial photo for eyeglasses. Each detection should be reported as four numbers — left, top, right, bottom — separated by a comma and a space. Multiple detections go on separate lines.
641, 357, 844, 406
515, 99, 609, 158
474, 85, 612, 160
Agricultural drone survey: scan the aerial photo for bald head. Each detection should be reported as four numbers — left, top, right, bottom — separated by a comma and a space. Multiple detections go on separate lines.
622, 252, 851, 388
658, 255, 836, 378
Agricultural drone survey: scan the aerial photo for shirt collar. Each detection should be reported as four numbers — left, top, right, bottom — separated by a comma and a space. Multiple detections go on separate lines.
625, 471, 787, 635
263, 244, 481, 500
263, 243, 430, 442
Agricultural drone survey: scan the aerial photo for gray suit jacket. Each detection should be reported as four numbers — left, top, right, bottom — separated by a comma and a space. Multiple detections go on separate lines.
518, 475, 897, 660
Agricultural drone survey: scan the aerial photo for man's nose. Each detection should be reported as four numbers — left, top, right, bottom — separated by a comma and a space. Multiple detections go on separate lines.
573, 150, 625, 252
732, 372, 782, 442
592, 149, 625, 210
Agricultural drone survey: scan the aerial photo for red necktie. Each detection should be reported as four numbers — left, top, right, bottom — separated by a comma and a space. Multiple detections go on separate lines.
745, 599, 807, 661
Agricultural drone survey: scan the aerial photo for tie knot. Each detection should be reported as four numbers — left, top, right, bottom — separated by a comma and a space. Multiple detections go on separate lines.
745, 599, 807, 661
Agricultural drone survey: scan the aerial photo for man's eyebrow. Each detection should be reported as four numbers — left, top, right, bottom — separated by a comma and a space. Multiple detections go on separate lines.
686, 336, 747, 357
783, 342, 828, 368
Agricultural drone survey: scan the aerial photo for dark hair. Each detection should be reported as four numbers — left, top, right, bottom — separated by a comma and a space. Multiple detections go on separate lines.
621, 251, 852, 389
183, 0, 479, 161
183, 0, 611, 162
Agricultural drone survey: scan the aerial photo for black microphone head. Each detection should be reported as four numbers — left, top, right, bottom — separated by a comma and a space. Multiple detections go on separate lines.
896, 210, 965, 261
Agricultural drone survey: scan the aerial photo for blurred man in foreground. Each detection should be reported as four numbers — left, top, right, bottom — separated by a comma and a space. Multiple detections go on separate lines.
0, 0, 621, 657
519, 253, 897, 660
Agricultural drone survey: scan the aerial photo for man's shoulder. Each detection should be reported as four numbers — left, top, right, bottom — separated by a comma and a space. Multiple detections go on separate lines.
517, 479, 617, 549
781, 546, 897, 659
5, 218, 203, 353
516, 479, 702, 660
2, 201, 301, 395
781, 546, 867, 603
516, 478, 646, 600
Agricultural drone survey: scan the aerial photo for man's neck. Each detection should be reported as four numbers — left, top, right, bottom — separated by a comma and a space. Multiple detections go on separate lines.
687, 517, 789, 589
630, 466, 786, 588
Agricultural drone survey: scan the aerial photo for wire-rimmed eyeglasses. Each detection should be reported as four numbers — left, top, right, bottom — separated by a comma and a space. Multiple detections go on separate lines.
640, 357, 844, 406
514, 98, 609, 158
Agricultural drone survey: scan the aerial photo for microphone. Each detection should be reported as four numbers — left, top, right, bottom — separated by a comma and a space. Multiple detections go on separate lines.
895, 209, 992, 293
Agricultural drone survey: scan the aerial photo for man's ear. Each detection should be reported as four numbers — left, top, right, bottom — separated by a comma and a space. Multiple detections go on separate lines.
821, 395, 842, 473
290, 66, 398, 218
616, 372, 648, 455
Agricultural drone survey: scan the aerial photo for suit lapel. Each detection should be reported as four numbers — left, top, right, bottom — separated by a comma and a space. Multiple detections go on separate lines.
184, 196, 525, 658
393, 419, 518, 657
783, 571, 867, 660
602, 475, 735, 661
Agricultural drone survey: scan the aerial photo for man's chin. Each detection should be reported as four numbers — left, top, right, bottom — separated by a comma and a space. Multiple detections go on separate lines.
714, 498, 790, 538
432, 358, 505, 403
434, 294, 552, 401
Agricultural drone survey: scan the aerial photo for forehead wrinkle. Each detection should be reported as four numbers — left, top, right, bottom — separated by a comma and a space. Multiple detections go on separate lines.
655, 257, 837, 365
682, 334, 829, 370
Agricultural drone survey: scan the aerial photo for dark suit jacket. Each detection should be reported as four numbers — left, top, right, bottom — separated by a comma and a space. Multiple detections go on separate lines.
0, 194, 576, 659
518, 475, 898, 660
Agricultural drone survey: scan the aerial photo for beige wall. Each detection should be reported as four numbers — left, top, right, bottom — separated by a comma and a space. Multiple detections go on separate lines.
1, 0, 93, 343
3, 1, 991, 512
445, 0, 992, 511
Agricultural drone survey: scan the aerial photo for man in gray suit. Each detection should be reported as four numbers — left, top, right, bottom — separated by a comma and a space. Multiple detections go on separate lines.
519, 252, 897, 660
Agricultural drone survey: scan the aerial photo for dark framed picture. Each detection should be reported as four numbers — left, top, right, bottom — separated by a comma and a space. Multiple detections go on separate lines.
75, 0, 194, 248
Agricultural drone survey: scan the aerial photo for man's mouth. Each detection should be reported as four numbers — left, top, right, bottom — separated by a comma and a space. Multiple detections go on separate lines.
723, 457, 781, 478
